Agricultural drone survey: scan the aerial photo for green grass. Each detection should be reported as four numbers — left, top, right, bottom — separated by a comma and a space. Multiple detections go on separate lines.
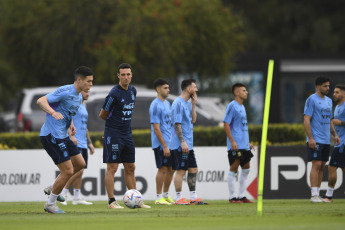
0, 200, 345, 230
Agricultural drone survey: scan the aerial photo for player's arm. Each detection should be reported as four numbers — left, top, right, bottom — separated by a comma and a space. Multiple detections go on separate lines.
330, 120, 340, 145
174, 123, 189, 153
191, 93, 197, 123
304, 115, 316, 150
36, 96, 63, 120
99, 108, 110, 120
153, 123, 170, 157
223, 122, 238, 151
68, 128, 78, 146
86, 129, 95, 154
332, 118, 345, 126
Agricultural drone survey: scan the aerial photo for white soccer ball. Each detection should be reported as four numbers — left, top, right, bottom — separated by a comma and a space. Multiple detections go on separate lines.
123, 189, 143, 209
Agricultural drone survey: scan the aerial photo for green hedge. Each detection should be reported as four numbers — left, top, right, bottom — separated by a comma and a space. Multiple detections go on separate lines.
0, 124, 306, 150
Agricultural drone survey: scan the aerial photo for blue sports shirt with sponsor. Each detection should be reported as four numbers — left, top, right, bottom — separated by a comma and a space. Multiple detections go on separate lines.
40, 84, 82, 139
102, 84, 137, 136
73, 103, 88, 148
149, 97, 172, 149
304, 93, 333, 144
223, 100, 250, 151
334, 102, 345, 148
170, 96, 193, 150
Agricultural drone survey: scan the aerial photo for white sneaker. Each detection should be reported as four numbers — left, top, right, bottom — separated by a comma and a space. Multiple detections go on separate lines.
72, 198, 93, 205
310, 195, 323, 203
108, 201, 124, 209
59, 194, 67, 205
138, 201, 151, 209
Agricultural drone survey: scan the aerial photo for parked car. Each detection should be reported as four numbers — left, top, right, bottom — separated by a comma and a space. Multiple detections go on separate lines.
15, 85, 225, 132
0, 111, 16, 132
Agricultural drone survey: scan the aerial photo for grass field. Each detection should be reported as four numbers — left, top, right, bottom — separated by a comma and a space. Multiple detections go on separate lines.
1, 200, 344, 230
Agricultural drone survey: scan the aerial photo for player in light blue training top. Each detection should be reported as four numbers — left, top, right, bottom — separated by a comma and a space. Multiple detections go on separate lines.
170, 79, 207, 205
38, 66, 93, 214
223, 83, 254, 204
149, 79, 175, 205
304, 76, 339, 203
324, 84, 345, 202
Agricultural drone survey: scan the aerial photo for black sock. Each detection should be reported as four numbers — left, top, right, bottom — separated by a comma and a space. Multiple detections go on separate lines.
109, 197, 116, 205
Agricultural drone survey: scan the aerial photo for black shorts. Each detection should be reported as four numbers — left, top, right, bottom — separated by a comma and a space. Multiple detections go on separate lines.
227, 149, 253, 167
40, 134, 80, 165
171, 148, 197, 170
153, 147, 172, 168
103, 130, 135, 163
78, 147, 88, 168
307, 143, 330, 162
329, 146, 345, 169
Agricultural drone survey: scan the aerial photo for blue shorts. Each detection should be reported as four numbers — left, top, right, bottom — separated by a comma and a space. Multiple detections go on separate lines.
103, 130, 135, 163
153, 147, 172, 168
307, 143, 330, 162
329, 146, 345, 169
40, 134, 80, 165
78, 147, 88, 168
171, 148, 197, 170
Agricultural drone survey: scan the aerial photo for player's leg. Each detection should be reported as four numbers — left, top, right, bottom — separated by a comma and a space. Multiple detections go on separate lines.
105, 162, 123, 209
174, 169, 189, 204
162, 166, 175, 204
228, 150, 241, 203
238, 150, 254, 203
123, 163, 136, 189
153, 147, 170, 204
307, 143, 325, 202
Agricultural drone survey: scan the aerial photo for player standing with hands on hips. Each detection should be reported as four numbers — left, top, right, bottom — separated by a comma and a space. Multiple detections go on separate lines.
223, 83, 254, 203
304, 76, 340, 203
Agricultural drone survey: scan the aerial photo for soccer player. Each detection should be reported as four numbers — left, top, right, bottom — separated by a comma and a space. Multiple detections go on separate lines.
58, 90, 95, 205
149, 79, 175, 205
324, 84, 345, 202
223, 83, 254, 203
304, 76, 340, 203
99, 63, 150, 209
170, 79, 207, 205
38, 66, 93, 214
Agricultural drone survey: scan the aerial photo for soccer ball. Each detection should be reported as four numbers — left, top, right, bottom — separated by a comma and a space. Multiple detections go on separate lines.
123, 189, 143, 209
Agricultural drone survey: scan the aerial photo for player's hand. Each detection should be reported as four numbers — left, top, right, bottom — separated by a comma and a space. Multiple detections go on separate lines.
88, 143, 95, 155
70, 135, 78, 146
191, 92, 198, 105
69, 124, 76, 136
250, 144, 255, 151
308, 138, 317, 150
181, 142, 189, 154
231, 141, 238, 151
163, 146, 170, 157
52, 111, 64, 120
334, 135, 341, 145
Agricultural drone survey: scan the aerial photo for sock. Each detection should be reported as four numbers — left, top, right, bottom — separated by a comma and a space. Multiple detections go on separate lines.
228, 171, 236, 199
176, 192, 182, 201
311, 187, 318, 196
238, 168, 250, 199
325, 187, 334, 197
74, 189, 81, 200
61, 188, 69, 195
108, 197, 116, 205
317, 187, 320, 196
156, 194, 162, 200
48, 193, 58, 205
163, 192, 169, 198
190, 191, 197, 200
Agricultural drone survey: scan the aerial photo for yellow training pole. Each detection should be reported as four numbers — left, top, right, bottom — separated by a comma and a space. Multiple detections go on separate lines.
257, 60, 274, 216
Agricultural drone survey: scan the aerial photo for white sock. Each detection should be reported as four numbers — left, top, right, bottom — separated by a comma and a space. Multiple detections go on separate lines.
238, 169, 250, 199
190, 191, 197, 200
74, 189, 81, 200
48, 193, 58, 205
317, 187, 320, 196
156, 194, 162, 200
176, 192, 182, 201
311, 187, 318, 196
228, 171, 236, 199
61, 188, 69, 195
326, 187, 334, 197
163, 192, 169, 198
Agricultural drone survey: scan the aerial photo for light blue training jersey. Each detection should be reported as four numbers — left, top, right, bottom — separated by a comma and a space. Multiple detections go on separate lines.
334, 101, 345, 148
170, 96, 193, 150
40, 84, 82, 139
73, 103, 88, 148
304, 93, 333, 144
149, 98, 172, 149
223, 100, 250, 151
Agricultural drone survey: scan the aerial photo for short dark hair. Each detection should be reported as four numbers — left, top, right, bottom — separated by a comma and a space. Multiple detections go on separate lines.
153, 79, 169, 89
74, 66, 93, 81
315, 76, 330, 86
118, 63, 132, 72
232, 83, 246, 95
335, 84, 345, 91
181, 79, 196, 91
